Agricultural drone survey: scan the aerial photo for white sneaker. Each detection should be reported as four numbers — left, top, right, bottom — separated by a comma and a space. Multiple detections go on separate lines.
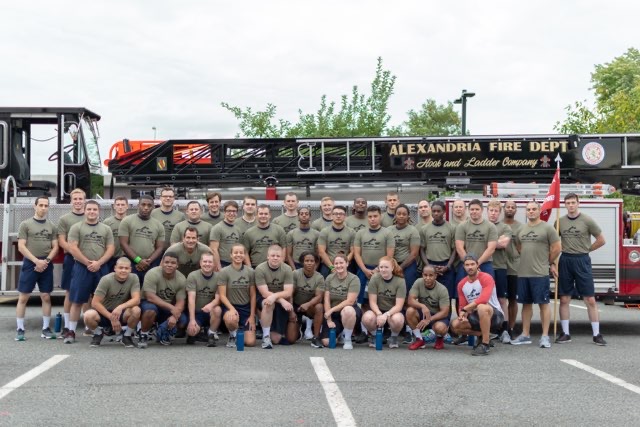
500, 330, 511, 344
343, 339, 353, 350
304, 329, 314, 340
262, 336, 273, 349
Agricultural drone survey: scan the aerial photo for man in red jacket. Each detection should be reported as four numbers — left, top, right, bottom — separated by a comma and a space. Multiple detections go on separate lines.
450, 254, 504, 356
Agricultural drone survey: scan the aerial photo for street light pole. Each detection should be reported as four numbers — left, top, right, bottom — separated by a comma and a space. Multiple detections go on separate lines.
453, 89, 475, 135
152, 126, 157, 140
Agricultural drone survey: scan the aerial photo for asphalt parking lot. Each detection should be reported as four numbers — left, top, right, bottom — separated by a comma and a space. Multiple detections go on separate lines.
1, 299, 639, 426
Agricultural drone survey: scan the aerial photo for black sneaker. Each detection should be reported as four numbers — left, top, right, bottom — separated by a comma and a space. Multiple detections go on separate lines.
555, 333, 572, 344
453, 335, 468, 345
402, 331, 414, 345
255, 328, 263, 340
472, 343, 490, 356
58, 327, 69, 340
310, 336, 323, 348
121, 335, 135, 348
63, 330, 76, 344
175, 328, 186, 339
593, 334, 607, 346
207, 333, 217, 347
138, 334, 149, 349
186, 335, 197, 345
354, 331, 368, 344
90, 333, 104, 347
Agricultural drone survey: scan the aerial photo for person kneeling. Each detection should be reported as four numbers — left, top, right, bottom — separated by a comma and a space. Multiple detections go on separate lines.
450, 254, 504, 356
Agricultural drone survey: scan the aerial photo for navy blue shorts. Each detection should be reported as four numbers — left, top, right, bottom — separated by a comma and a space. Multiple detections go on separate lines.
417, 309, 451, 328
558, 253, 595, 297
320, 305, 362, 339
468, 309, 504, 333
69, 262, 110, 304
402, 260, 418, 294
507, 274, 518, 300
517, 276, 550, 305
494, 268, 508, 299
356, 264, 376, 305
222, 303, 252, 329
427, 259, 455, 299
140, 300, 188, 325
61, 253, 75, 291
260, 299, 294, 335
192, 310, 211, 327
18, 258, 54, 294
98, 311, 127, 329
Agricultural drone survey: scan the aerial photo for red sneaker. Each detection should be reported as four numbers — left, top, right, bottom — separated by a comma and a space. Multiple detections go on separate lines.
408, 338, 426, 350
433, 336, 445, 350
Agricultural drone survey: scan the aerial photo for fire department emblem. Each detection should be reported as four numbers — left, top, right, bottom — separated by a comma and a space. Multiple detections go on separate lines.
156, 157, 168, 171
404, 157, 415, 170
539, 155, 551, 168
582, 142, 605, 166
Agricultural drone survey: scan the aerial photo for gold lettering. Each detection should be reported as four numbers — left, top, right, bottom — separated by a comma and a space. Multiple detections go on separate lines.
530, 141, 541, 152
407, 144, 415, 155
443, 159, 462, 168
502, 157, 538, 168
389, 145, 398, 156
416, 159, 442, 168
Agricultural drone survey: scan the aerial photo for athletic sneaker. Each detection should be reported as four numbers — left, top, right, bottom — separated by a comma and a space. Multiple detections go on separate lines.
41, 328, 56, 339
368, 335, 376, 348
304, 329, 314, 340
90, 333, 104, 347
207, 333, 217, 348
310, 337, 323, 348
63, 330, 76, 344
510, 335, 532, 345
156, 325, 171, 346
58, 327, 69, 339
489, 333, 499, 341
343, 339, 353, 350
452, 335, 468, 345
212, 331, 220, 341
226, 335, 236, 348
186, 335, 197, 345
83, 327, 93, 337
408, 338, 426, 350
433, 336, 445, 350
388, 336, 399, 349
402, 332, 414, 345
539, 335, 551, 349
262, 336, 273, 349
138, 334, 148, 349
444, 333, 453, 344
593, 334, 607, 346
354, 331, 368, 344
555, 333, 572, 344
15, 329, 25, 341
500, 330, 511, 344
121, 335, 135, 348
472, 343, 490, 356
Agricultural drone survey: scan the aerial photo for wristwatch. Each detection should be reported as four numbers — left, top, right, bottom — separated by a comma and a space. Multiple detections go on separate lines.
45, 258, 51, 264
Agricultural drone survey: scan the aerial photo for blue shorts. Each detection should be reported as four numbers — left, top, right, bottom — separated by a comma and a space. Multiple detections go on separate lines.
192, 310, 211, 327
427, 259, 455, 299
320, 305, 362, 339
494, 269, 508, 299
140, 300, 188, 326
259, 299, 293, 335
222, 303, 252, 329
18, 258, 54, 294
558, 253, 595, 297
468, 309, 504, 333
517, 276, 550, 305
61, 253, 75, 291
402, 260, 418, 294
507, 274, 518, 300
69, 262, 110, 304
418, 310, 451, 328
98, 311, 127, 329
356, 264, 376, 305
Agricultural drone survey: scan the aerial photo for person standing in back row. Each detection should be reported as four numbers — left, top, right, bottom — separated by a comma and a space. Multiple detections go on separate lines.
151, 187, 185, 250
556, 193, 606, 346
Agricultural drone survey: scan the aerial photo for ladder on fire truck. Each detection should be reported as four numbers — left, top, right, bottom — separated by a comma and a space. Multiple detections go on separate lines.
484, 182, 617, 198
1, 176, 22, 293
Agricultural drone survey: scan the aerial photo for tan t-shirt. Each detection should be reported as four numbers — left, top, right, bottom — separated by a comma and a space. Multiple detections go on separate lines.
142, 266, 186, 304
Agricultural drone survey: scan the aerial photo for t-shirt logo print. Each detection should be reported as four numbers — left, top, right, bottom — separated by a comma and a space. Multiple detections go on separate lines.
135, 226, 154, 238
363, 238, 381, 249
157, 288, 176, 301
232, 277, 249, 287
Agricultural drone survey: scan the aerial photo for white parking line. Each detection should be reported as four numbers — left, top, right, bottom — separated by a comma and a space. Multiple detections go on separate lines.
561, 359, 640, 395
310, 357, 356, 427
568, 304, 588, 310
0, 355, 69, 400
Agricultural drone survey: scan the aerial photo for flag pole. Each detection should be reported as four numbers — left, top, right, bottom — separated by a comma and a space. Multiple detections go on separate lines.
552, 154, 562, 341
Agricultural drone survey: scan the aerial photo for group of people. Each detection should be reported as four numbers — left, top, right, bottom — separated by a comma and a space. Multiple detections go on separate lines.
14, 187, 606, 355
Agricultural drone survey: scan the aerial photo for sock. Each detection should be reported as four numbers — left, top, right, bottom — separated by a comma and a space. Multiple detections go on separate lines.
561, 320, 570, 335
208, 329, 215, 335
405, 324, 411, 332
343, 328, 353, 341
361, 321, 368, 334
230, 329, 237, 337
262, 327, 270, 338
63, 313, 70, 328
413, 328, 422, 339
391, 331, 400, 337
43, 316, 50, 329
69, 321, 78, 331
124, 328, 132, 337
17, 318, 25, 330
92, 327, 102, 335
591, 322, 600, 336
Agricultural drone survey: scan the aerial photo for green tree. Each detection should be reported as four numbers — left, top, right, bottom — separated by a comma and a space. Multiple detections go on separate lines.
391, 99, 461, 136
555, 48, 640, 133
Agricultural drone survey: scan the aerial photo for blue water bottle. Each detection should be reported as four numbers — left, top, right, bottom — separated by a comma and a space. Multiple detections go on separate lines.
375, 328, 383, 351
54, 312, 62, 333
329, 328, 337, 349
236, 328, 245, 352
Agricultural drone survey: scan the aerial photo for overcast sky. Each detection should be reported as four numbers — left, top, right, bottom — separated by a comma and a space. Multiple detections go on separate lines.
2, 1, 638, 175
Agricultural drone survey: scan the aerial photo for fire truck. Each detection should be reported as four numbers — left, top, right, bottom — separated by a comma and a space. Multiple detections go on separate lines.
2, 105, 640, 300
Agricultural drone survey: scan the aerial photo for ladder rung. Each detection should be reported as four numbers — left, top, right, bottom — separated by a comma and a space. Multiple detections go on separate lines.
3, 261, 23, 266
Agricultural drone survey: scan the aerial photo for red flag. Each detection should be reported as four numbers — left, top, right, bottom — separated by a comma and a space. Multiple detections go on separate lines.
540, 167, 560, 222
